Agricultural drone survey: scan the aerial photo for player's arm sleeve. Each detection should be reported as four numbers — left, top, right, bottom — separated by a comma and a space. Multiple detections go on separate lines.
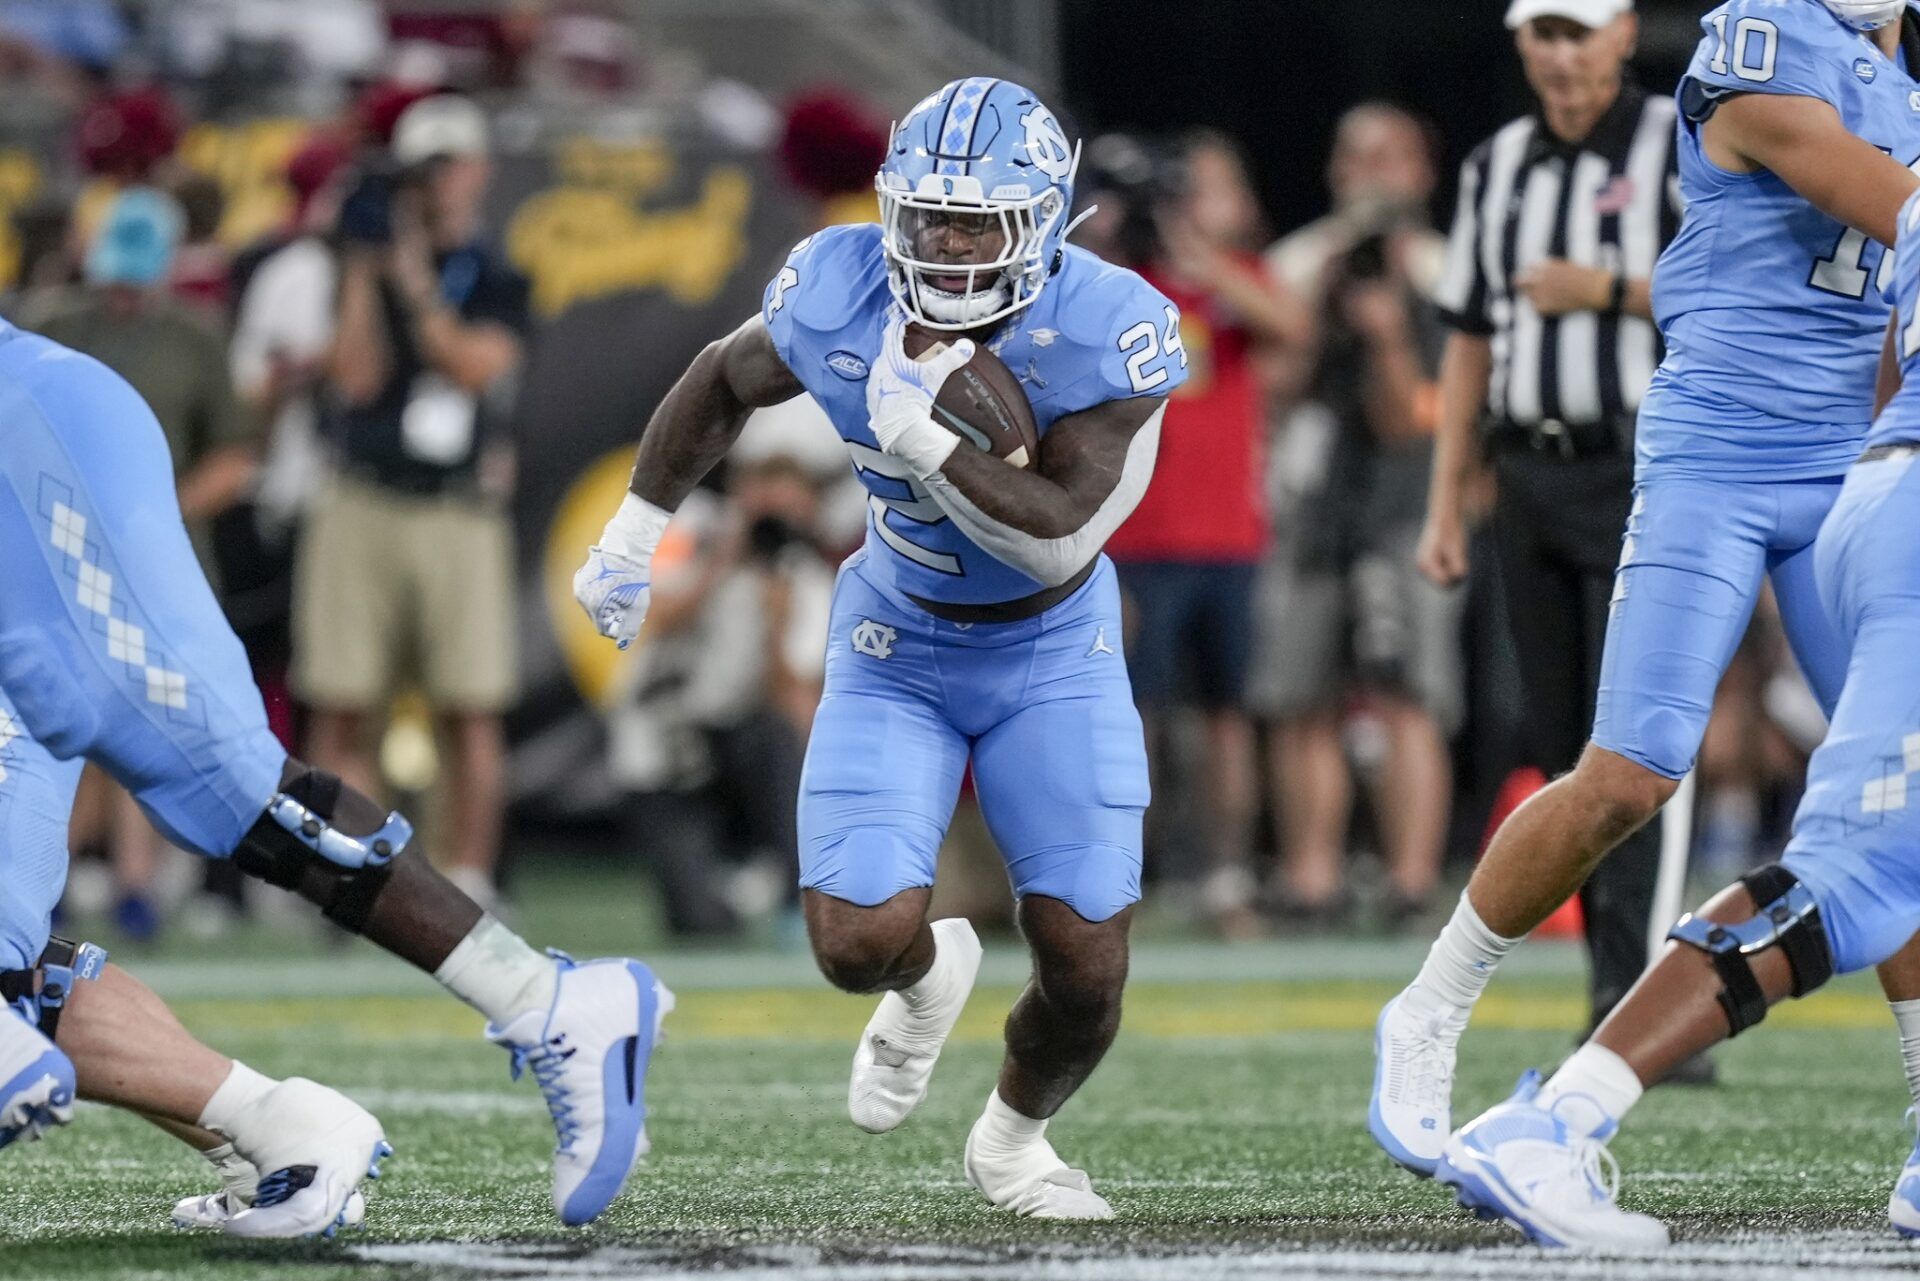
920, 398, 1167, 587
1433, 151, 1494, 336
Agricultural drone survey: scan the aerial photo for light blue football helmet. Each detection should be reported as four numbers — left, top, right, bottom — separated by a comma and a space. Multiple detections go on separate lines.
1820, 0, 1907, 31
876, 78, 1081, 331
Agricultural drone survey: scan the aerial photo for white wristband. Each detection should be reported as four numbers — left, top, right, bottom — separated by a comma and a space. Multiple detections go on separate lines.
890, 412, 962, 481
598, 491, 672, 561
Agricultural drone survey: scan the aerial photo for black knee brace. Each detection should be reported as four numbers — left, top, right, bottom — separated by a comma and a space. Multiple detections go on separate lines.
1666, 863, 1835, 1037
0, 937, 107, 1041
233, 764, 411, 933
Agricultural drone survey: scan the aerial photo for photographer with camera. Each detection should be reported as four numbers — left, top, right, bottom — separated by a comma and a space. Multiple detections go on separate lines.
1100, 130, 1304, 937
293, 94, 530, 909
1254, 104, 1461, 927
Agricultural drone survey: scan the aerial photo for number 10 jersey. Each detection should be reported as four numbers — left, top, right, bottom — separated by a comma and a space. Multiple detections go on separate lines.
1643, 0, 1920, 481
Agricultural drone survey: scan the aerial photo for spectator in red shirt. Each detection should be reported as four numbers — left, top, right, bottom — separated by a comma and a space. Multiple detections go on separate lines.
1105, 130, 1305, 934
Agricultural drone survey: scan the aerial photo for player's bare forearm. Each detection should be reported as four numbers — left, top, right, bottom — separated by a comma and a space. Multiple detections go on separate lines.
932, 396, 1165, 540
628, 316, 804, 510
1428, 332, 1492, 517
1877, 315, 1903, 418
1709, 94, 1919, 247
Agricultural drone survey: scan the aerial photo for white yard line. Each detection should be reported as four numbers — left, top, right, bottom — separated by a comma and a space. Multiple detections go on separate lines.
353, 1233, 1920, 1281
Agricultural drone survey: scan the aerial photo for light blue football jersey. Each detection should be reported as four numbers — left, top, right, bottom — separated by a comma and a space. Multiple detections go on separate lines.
762, 222, 1187, 606
1868, 187, 1920, 447
1641, 0, 1920, 479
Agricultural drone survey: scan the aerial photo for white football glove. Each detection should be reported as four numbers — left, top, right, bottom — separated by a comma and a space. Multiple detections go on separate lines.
573, 493, 672, 649
867, 316, 976, 480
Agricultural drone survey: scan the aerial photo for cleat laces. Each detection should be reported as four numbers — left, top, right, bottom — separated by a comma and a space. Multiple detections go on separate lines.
507, 1034, 581, 1153
1393, 1024, 1455, 1113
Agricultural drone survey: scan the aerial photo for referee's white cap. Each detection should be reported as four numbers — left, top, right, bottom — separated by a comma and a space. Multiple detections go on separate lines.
1505, 0, 1633, 28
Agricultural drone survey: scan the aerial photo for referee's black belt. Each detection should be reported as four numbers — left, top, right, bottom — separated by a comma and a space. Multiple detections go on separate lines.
1487, 417, 1627, 460
1860, 441, 1920, 464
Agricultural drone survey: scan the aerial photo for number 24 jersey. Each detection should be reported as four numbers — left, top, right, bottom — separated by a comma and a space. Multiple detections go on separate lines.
762, 223, 1187, 607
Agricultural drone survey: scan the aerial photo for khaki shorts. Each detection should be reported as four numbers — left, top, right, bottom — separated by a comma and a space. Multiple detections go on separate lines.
292, 474, 518, 713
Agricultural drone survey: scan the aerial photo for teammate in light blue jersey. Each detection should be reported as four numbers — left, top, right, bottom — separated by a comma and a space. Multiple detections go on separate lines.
1375, 0, 1920, 1232
0, 318, 671, 1230
576, 78, 1187, 1219
1433, 187, 1920, 1250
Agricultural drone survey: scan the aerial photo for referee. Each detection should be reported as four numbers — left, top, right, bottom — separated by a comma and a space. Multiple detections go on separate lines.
1417, 0, 1694, 1059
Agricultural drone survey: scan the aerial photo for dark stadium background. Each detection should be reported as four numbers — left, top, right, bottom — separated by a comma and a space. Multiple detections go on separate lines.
1065, 0, 1702, 231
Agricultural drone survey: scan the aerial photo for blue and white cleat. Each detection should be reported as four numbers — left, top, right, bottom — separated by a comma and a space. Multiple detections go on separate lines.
1436, 1072, 1669, 1252
489, 955, 674, 1226
219, 1079, 390, 1239
174, 1188, 366, 1232
0, 1009, 75, 1150
1369, 990, 1461, 1177
1890, 1108, 1920, 1238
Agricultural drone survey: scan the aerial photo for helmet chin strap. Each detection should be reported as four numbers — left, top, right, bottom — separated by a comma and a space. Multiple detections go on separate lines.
917, 275, 1013, 326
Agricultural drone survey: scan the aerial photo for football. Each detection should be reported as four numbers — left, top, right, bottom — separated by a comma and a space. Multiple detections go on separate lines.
904, 324, 1042, 469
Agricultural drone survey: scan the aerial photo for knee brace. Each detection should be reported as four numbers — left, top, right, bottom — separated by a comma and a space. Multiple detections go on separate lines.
1666, 863, 1835, 1037
233, 764, 412, 933
0, 937, 108, 1041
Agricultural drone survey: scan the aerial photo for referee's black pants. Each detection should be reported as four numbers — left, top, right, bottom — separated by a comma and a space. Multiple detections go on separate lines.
1490, 448, 1663, 1027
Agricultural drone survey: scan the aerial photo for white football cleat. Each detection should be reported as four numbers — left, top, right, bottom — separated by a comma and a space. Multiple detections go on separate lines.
1436, 1072, 1669, 1252
848, 918, 982, 1134
173, 1189, 365, 1231
489, 955, 674, 1226
0, 1009, 74, 1150
1890, 1108, 1920, 1238
1369, 990, 1463, 1176
963, 1113, 1113, 1220
218, 1079, 390, 1239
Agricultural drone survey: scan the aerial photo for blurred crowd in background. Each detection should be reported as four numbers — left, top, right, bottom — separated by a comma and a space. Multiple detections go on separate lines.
1, 0, 1820, 947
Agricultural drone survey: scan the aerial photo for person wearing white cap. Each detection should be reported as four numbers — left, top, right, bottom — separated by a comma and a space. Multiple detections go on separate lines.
1388, 0, 1920, 1252
295, 91, 530, 912
1370, 0, 1689, 1199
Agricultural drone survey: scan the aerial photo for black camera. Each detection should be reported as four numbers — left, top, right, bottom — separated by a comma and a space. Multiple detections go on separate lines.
336, 157, 432, 247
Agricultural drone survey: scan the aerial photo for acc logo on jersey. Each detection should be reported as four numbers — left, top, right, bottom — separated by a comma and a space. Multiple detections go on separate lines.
826, 350, 870, 380
1857, 58, 1879, 84
1021, 108, 1073, 180
851, 620, 897, 660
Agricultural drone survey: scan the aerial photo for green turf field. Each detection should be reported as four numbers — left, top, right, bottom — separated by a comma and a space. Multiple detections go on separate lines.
8, 864, 1920, 1279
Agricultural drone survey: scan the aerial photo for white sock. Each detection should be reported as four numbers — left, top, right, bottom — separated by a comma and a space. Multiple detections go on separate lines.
895, 919, 978, 1037
1537, 1043, 1644, 1139
200, 1139, 260, 1204
972, 1089, 1049, 1156
1404, 890, 1521, 1020
433, 915, 558, 1026
1891, 999, 1920, 1108
197, 1062, 277, 1141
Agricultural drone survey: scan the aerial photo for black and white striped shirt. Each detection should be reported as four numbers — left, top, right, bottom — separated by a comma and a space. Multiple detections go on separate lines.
1434, 84, 1682, 430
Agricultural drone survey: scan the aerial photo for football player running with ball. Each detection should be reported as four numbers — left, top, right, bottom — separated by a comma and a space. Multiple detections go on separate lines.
1371, 0, 1920, 1248
576, 79, 1186, 1218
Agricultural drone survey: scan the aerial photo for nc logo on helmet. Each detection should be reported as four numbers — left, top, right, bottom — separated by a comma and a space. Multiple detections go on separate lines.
1021, 108, 1072, 181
